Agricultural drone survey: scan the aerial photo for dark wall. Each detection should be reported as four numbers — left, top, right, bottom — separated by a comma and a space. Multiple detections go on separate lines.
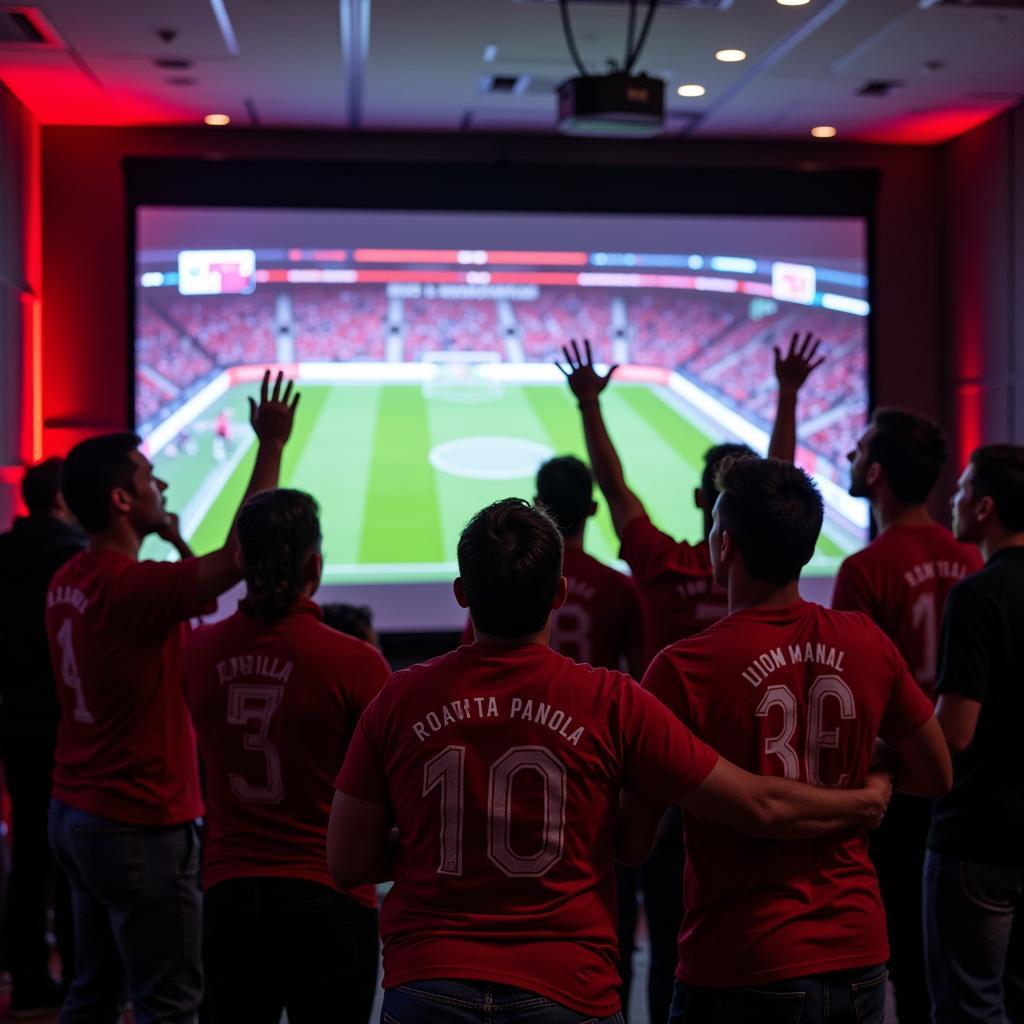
41, 126, 942, 454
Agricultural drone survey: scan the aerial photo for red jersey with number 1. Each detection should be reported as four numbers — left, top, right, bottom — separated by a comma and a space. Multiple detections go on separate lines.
832, 523, 982, 699
642, 600, 934, 987
336, 642, 718, 1016
185, 599, 389, 904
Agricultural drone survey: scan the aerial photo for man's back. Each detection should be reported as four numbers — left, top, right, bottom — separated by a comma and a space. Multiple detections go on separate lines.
337, 641, 716, 1016
185, 599, 389, 893
643, 600, 932, 987
833, 523, 982, 696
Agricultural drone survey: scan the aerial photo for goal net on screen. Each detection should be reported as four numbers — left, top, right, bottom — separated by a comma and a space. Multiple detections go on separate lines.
421, 350, 504, 403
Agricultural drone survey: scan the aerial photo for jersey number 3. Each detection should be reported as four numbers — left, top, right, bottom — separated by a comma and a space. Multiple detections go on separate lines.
424, 745, 566, 879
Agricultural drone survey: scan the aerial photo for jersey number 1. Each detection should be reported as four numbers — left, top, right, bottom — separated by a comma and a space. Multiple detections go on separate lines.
424, 745, 567, 879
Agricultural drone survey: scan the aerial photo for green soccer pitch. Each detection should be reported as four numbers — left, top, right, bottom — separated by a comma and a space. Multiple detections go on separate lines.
143, 381, 852, 582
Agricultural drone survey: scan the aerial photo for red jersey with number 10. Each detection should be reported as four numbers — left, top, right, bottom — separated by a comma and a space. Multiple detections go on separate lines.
832, 523, 982, 699
185, 599, 389, 904
336, 642, 718, 1016
642, 600, 934, 987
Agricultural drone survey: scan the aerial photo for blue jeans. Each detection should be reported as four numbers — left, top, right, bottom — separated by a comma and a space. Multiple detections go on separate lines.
924, 850, 1024, 1024
668, 966, 887, 1024
381, 980, 624, 1024
48, 799, 202, 1024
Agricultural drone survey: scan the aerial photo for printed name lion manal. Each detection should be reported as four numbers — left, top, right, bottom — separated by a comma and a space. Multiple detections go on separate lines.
412, 697, 586, 746
742, 643, 847, 687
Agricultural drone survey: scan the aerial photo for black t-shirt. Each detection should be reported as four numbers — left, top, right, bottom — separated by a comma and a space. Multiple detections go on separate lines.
928, 547, 1024, 865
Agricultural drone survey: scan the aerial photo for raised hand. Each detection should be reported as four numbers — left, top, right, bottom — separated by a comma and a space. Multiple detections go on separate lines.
156, 511, 183, 544
556, 339, 619, 403
248, 370, 300, 451
774, 332, 825, 394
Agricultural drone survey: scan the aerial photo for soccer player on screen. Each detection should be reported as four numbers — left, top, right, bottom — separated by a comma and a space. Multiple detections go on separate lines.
327, 498, 894, 1024
630, 455, 953, 1024
45, 371, 299, 1024
833, 409, 982, 1023
185, 489, 389, 1024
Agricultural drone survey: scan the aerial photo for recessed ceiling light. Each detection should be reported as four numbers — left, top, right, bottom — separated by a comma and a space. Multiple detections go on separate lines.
811, 125, 837, 138
204, 113, 230, 126
677, 84, 706, 98
777, 0, 811, 5
483, 43, 497, 63
715, 49, 747, 63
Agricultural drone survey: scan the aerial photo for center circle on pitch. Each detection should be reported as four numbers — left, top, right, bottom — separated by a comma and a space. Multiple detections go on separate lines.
429, 437, 555, 481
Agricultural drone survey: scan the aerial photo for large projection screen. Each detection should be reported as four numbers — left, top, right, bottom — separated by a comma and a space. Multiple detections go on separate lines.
134, 206, 870, 629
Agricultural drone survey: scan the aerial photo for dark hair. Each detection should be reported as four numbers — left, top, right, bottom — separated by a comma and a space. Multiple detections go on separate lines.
457, 498, 563, 638
536, 455, 593, 536
702, 443, 755, 504
21, 457, 64, 516
715, 455, 823, 585
866, 409, 948, 504
322, 603, 375, 643
62, 433, 141, 533
970, 444, 1024, 532
238, 489, 321, 621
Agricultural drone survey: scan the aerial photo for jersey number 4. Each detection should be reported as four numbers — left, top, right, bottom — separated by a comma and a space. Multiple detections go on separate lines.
424, 745, 566, 879
56, 619, 94, 724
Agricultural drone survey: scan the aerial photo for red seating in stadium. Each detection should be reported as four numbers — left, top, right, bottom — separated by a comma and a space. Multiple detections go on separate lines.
293, 286, 386, 360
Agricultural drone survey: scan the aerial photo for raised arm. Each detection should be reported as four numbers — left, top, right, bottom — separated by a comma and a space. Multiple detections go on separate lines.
767, 332, 825, 463
194, 370, 301, 604
558, 339, 645, 538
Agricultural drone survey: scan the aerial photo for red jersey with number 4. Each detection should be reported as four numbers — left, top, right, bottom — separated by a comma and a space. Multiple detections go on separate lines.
619, 515, 727, 660
185, 599, 389, 905
832, 523, 982, 699
45, 550, 207, 826
335, 642, 718, 1016
642, 600, 934, 987
458, 547, 645, 672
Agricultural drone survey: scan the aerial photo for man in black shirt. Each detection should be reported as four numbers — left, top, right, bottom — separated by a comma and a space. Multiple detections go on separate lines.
926, 443, 1024, 1024
0, 459, 84, 1014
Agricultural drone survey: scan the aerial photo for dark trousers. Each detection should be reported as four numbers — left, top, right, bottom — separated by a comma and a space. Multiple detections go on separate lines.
616, 807, 684, 1024
668, 966, 887, 1024
202, 876, 379, 1024
49, 799, 203, 1024
0, 730, 74, 990
870, 791, 932, 1023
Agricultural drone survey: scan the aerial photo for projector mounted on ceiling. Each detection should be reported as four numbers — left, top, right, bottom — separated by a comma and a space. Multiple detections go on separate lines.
555, 0, 667, 137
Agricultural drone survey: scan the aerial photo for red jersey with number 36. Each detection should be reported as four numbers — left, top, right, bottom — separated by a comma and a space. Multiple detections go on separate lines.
45, 550, 207, 826
185, 599, 389, 904
335, 642, 718, 1015
642, 600, 934, 987
832, 523, 982, 699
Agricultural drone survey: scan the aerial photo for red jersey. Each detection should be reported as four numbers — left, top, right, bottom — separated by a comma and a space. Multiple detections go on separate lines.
643, 600, 934, 987
185, 599, 389, 905
458, 547, 645, 672
832, 523, 982, 699
619, 515, 727, 661
335, 642, 718, 1015
45, 550, 207, 826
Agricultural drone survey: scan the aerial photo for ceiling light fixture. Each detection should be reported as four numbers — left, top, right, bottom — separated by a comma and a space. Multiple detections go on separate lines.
715, 49, 747, 63
677, 84, 706, 97
204, 113, 230, 126
811, 125, 837, 138
777, 0, 811, 6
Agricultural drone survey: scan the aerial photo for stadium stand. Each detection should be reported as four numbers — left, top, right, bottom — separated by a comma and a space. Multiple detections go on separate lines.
293, 286, 387, 361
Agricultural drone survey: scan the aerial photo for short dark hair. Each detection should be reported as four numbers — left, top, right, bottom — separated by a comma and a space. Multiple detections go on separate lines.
702, 443, 755, 504
238, 489, 321, 621
62, 433, 141, 533
715, 455, 823, 585
322, 602, 375, 643
21, 457, 63, 516
457, 498, 563, 638
536, 455, 593, 536
867, 409, 948, 504
970, 444, 1024, 532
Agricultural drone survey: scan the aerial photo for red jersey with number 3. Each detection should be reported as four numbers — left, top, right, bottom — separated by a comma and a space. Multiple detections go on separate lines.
619, 515, 728, 660
335, 642, 718, 1015
458, 547, 645, 672
185, 599, 389, 904
832, 523, 982, 699
45, 550, 207, 826
642, 600, 934, 987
